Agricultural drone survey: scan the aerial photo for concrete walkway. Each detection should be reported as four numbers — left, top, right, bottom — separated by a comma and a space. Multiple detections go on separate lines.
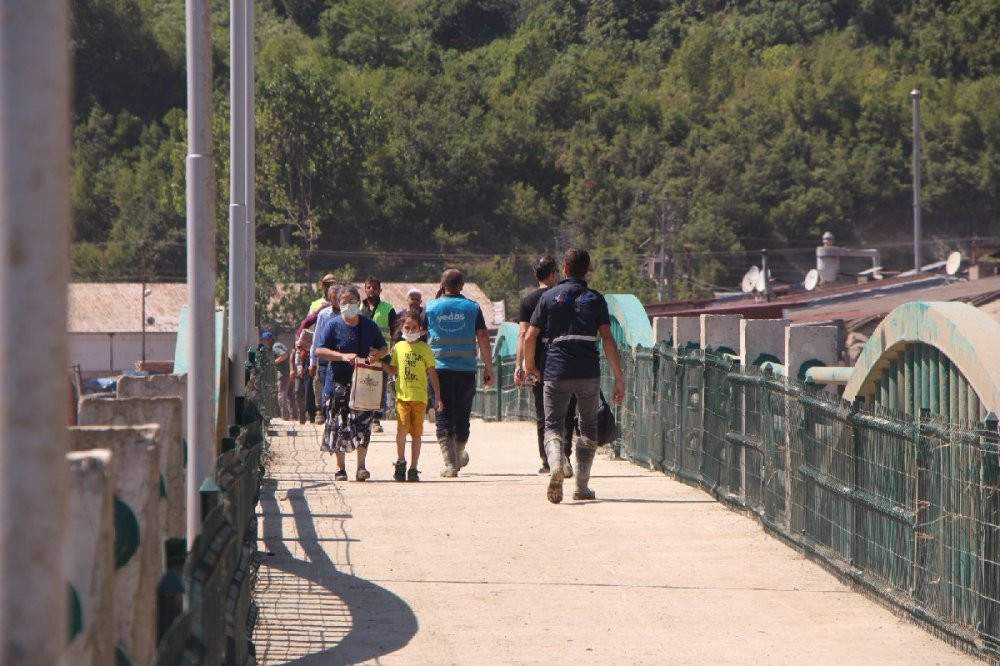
254, 419, 974, 665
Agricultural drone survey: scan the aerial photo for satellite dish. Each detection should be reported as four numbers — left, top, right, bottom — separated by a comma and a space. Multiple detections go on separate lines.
804, 269, 819, 291
753, 271, 767, 293
740, 266, 760, 293
945, 251, 963, 276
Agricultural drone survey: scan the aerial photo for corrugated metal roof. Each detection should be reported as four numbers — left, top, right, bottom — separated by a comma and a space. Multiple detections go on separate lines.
69, 283, 188, 333
789, 275, 1000, 325
372, 282, 495, 324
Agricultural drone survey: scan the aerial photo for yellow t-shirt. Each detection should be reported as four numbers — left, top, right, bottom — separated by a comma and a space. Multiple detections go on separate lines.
390, 340, 435, 403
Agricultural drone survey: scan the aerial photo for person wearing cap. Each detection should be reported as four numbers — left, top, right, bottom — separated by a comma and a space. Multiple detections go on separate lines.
307, 284, 341, 425
514, 254, 576, 476
309, 273, 338, 315
362, 276, 397, 433
260, 331, 290, 420
524, 248, 625, 504
426, 268, 495, 477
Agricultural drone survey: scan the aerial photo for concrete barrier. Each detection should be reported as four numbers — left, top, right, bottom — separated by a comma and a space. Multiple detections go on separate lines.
62, 450, 115, 666
78, 396, 185, 541
785, 325, 839, 384
116, 372, 187, 441
673, 317, 700, 348
653, 316, 674, 345
700, 314, 741, 356
740, 319, 786, 367
70, 426, 161, 666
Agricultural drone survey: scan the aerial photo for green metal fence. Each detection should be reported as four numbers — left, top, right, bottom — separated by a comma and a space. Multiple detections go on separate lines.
473, 341, 1000, 659
155, 346, 271, 665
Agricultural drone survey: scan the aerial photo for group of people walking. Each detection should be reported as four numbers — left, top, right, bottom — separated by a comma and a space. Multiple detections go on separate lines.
267, 248, 625, 503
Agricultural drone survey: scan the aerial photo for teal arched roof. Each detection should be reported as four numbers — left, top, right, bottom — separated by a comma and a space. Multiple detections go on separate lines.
606, 294, 654, 349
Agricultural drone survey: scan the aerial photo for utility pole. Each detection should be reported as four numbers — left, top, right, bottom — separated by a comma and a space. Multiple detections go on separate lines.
245, 0, 256, 345
228, 0, 248, 423
911, 89, 923, 272
0, 1, 71, 659
186, 0, 217, 544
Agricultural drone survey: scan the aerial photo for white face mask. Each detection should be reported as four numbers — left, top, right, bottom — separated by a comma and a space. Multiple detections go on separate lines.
341, 303, 360, 318
402, 331, 421, 343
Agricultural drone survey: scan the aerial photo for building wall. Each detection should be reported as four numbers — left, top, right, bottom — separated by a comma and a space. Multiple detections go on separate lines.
70, 333, 177, 378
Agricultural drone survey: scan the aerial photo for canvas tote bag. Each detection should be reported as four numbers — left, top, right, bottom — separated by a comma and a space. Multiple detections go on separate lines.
349, 360, 384, 411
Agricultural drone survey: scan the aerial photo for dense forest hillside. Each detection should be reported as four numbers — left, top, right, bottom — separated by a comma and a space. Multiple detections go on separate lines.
71, 0, 1000, 310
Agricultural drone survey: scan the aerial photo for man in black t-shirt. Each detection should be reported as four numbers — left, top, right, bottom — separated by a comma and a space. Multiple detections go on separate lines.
524, 248, 625, 504
515, 255, 576, 476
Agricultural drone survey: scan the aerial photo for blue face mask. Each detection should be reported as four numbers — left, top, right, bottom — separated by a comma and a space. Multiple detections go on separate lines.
341, 303, 360, 318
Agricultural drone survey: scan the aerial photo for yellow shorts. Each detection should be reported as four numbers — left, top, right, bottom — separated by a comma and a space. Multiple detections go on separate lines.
396, 400, 427, 437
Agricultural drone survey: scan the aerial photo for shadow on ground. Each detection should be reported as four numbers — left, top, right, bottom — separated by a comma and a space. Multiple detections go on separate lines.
258, 479, 418, 665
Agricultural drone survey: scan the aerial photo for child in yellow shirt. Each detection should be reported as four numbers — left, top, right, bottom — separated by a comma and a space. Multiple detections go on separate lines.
384, 312, 443, 481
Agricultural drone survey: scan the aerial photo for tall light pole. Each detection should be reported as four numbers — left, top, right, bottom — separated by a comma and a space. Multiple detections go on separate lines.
911, 88, 922, 272
186, 0, 217, 544
228, 0, 248, 423
0, 1, 71, 658
245, 0, 256, 346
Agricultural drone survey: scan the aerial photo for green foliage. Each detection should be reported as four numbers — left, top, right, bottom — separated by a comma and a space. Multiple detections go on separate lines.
71, 0, 184, 121
70, 0, 1000, 305
465, 256, 519, 315
256, 62, 383, 249
254, 245, 314, 330
321, 0, 413, 68
418, 0, 519, 50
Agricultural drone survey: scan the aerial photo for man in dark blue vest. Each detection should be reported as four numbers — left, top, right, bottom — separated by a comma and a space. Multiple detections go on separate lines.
524, 248, 625, 503
427, 269, 495, 477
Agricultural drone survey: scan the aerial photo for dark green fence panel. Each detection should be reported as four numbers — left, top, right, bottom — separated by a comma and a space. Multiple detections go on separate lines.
657, 345, 681, 474
156, 347, 270, 665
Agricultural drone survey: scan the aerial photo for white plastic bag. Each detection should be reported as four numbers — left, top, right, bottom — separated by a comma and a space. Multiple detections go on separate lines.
349, 361, 383, 411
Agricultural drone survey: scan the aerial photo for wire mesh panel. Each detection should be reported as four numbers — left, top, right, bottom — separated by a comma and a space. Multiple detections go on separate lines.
761, 372, 788, 528
702, 354, 734, 496
657, 344, 681, 473
792, 392, 853, 564
729, 369, 766, 513
980, 423, 1000, 656
677, 351, 705, 485
913, 416, 982, 630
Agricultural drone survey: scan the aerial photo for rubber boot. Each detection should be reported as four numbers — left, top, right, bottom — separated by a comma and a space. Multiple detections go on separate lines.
456, 439, 470, 469
438, 434, 458, 478
573, 445, 597, 500
544, 437, 565, 503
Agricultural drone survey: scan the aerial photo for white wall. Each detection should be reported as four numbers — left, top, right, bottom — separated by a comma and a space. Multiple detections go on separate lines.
70, 333, 176, 377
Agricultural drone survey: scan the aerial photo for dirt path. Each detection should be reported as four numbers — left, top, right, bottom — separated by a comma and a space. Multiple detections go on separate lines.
254, 418, 974, 665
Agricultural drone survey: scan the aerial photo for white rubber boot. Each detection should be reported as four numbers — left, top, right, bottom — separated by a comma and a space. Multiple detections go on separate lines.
438, 434, 457, 478
456, 439, 469, 469
544, 437, 565, 504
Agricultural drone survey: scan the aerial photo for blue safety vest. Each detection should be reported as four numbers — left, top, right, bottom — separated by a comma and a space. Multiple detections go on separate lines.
427, 296, 480, 371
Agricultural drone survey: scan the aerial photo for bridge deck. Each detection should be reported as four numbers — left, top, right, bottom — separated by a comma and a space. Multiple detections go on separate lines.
255, 419, 973, 665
